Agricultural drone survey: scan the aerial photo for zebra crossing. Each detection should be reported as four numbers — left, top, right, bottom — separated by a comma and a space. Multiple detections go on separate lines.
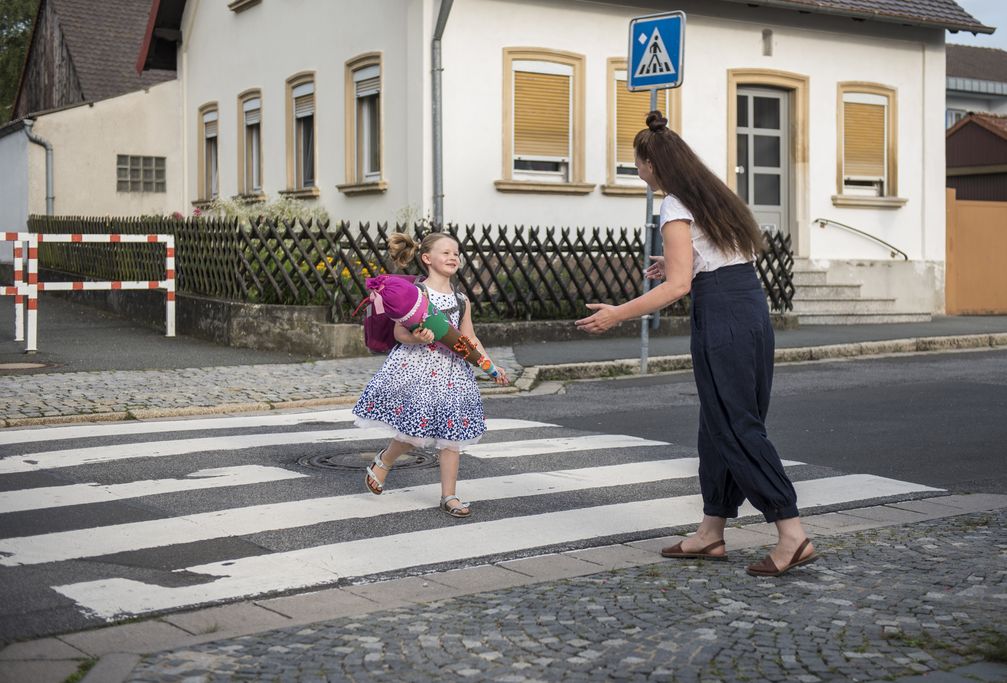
0, 409, 941, 632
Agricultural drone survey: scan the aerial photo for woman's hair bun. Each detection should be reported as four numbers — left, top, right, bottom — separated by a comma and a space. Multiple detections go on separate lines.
646, 110, 668, 132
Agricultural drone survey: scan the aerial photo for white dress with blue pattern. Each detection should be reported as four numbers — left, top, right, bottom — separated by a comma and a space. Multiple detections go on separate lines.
352, 286, 486, 450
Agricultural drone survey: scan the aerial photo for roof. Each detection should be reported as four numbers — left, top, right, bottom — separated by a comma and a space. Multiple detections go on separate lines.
49, 0, 174, 103
947, 44, 1007, 83
719, 0, 993, 34
947, 112, 1007, 141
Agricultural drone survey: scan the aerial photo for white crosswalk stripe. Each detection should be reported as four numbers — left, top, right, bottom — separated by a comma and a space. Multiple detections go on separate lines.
0, 410, 943, 624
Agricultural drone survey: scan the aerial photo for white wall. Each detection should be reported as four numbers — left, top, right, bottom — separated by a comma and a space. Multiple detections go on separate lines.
443, 0, 947, 268
180, 0, 429, 224
28, 81, 183, 218
0, 129, 29, 262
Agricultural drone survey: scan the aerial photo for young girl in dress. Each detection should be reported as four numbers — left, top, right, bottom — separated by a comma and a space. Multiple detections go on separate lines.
352, 232, 508, 517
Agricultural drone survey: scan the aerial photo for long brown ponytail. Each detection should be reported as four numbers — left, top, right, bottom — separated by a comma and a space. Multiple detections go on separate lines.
634, 111, 765, 257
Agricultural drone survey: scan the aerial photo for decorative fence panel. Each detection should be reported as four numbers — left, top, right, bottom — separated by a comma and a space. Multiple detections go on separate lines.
27, 216, 794, 321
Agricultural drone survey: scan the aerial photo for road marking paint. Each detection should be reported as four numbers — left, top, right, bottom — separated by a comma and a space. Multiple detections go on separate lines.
0, 466, 308, 514
0, 419, 554, 474
52, 474, 940, 618
464, 435, 668, 459
0, 410, 360, 446
0, 457, 744, 565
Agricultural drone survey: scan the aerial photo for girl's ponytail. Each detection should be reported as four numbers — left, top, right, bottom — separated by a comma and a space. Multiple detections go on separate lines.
387, 232, 418, 269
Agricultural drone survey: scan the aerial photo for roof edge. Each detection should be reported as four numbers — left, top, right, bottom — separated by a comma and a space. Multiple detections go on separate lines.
946, 113, 1007, 143
10, 0, 47, 121
718, 0, 995, 34
136, 0, 163, 75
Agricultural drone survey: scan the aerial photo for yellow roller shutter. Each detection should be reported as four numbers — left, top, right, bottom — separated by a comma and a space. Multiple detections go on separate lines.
843, 101, 885, 178
514, 70, 570, 159
616, 81, 655, 164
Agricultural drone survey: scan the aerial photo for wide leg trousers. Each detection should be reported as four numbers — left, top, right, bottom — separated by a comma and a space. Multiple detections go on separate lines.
689, 263, 799, 523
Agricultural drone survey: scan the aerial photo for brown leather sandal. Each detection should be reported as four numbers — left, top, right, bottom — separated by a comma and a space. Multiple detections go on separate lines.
746, 538, 819, 577
660, 539, 728, 561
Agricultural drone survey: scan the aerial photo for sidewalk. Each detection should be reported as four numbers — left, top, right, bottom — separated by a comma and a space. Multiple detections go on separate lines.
2, 495, 1004, 683
2, 297, 1007, 425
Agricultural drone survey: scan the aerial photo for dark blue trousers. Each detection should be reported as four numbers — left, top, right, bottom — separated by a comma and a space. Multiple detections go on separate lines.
689, 263, 799, 523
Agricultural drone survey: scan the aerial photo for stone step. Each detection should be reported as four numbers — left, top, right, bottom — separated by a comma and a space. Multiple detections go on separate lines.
790, 297, 896, 315
796, 312, 933, 325
792, 284, 864, 300
792, 270, 829, 286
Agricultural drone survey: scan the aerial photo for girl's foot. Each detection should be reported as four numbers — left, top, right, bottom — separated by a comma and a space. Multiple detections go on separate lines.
439, 495, 471, 518
365, 450, 392, 495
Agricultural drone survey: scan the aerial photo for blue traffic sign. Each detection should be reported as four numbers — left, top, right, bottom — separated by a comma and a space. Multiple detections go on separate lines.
628, 11, 685, 91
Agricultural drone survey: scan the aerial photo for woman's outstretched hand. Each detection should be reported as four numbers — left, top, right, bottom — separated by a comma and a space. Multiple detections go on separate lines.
576, 303, 620, 334
644, 255, 666, 280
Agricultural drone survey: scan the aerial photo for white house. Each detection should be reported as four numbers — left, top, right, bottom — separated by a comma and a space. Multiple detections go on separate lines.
4, 0, 994, 321
946, 44, 1007, 127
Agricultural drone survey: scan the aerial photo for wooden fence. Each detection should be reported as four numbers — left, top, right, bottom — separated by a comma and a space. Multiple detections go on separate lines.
27, 216, 795, 321
945, 188, 1007, 314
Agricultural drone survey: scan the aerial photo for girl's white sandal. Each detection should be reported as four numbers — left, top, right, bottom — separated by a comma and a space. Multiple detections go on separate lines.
365, 450, 391, 495
439, 495, 471, 518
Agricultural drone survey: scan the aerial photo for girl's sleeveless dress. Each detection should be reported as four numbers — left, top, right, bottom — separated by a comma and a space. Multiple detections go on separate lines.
352, 286, 486, 450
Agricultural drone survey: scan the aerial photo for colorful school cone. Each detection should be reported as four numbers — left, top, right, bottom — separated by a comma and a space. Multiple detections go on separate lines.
365, 275, 506, 380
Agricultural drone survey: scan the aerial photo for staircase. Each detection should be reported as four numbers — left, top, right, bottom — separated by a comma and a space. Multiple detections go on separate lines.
791, 261, 932, 325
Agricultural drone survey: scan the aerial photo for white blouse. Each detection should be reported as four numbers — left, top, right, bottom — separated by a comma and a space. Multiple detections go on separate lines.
659, 194, 750, 278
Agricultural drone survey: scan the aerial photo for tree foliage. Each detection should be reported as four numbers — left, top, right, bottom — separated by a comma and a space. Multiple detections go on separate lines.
0, 0, 39, 123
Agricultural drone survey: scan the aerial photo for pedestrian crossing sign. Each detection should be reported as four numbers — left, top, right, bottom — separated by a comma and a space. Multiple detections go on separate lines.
628, 11, 685, 91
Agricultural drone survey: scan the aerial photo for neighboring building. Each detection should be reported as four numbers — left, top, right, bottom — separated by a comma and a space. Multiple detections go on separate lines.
0, 0, 180, 262
946, 113, 1007, 201
946, 44, 1007, 128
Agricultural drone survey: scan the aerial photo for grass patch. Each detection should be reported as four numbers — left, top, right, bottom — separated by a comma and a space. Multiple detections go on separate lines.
63, 659, 97, 683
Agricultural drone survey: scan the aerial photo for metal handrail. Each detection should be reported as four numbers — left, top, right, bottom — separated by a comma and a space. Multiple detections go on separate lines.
813, 218, 908, 260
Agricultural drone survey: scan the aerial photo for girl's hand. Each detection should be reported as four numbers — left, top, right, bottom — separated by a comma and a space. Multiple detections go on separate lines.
575, 303, 622, 334
644, 256, 666, 280
493, 368, 510, 386
411, 328, 435, 344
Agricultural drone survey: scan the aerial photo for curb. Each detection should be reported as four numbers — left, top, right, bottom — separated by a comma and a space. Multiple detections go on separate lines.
1, 333, 1004, 427
0, 493, 991, 683
529, 332, 1007, 384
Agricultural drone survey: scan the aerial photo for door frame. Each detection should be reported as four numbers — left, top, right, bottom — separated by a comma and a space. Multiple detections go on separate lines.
727, 69, 809, 258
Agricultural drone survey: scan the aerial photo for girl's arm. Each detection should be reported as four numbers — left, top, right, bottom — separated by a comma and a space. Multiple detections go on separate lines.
575, 220, 693, 334
460, 302, 509, 385
394, 322, 434, 344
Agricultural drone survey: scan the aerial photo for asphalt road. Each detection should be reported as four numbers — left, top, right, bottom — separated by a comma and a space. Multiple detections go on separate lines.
499, 348, 1007, 494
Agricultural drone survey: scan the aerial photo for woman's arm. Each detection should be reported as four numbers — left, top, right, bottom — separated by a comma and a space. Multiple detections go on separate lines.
575, 220, 693, 334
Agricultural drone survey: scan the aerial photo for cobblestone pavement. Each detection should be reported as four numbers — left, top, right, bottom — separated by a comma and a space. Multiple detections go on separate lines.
123, 511, 1007, 683
0, 348, 521, 422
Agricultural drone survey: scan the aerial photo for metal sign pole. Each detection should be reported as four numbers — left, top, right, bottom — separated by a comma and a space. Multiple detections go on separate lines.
641, 87, 658, 375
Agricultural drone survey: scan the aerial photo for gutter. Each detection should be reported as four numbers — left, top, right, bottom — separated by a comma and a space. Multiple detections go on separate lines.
23, 119, 54, 215
432, 0, 453, 228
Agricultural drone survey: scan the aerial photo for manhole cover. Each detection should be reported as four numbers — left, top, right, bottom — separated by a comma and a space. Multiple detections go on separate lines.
298, 447, 440, 472
0, 362, 47, 370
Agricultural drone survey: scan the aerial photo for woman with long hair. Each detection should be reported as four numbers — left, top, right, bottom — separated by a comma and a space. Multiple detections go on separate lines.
577, 111, 818, 577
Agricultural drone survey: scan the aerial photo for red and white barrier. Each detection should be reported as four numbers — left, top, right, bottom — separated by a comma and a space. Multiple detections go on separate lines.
1, 232, 37, 351
2, 232, 174, 353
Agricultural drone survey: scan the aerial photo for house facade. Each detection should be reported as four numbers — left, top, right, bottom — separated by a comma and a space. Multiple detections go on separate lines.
946, 44, 1007, 128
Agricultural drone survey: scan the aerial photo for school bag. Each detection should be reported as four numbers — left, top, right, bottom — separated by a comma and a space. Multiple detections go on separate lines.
356, 275, 467, 354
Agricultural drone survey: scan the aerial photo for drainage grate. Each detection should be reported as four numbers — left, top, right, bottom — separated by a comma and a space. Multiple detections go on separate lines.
298, 447, 440, 472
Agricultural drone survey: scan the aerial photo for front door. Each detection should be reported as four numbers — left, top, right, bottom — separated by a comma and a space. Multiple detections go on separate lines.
736, 87, 790, 237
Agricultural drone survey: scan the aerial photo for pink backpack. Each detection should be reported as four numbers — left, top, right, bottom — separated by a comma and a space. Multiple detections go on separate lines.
355, 274, 466, 353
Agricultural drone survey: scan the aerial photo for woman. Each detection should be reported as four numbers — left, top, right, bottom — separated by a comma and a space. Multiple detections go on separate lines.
576, 111, 818, 577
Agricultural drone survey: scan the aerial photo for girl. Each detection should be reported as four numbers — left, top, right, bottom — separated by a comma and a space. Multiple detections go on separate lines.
352, 232, 508, 517
576, 111, 818, 577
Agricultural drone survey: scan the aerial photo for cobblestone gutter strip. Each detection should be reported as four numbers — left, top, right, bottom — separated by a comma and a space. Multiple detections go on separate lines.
95, 504, 1007, 683
531, 333, 1007, 384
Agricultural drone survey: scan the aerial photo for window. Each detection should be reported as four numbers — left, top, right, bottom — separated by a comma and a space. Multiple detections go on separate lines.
197, 104, 219, 200
946, 108, 967, 129
837, 83, 898, 200
237, 90, 262, 196
496, 48, 592, 194
116, 155, 165, 193
340, 53, 386, 194
604, 58, 677, 194
284, 74, 317, 196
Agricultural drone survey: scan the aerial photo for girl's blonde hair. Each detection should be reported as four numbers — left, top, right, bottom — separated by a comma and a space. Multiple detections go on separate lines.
387, 232, 459, 270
